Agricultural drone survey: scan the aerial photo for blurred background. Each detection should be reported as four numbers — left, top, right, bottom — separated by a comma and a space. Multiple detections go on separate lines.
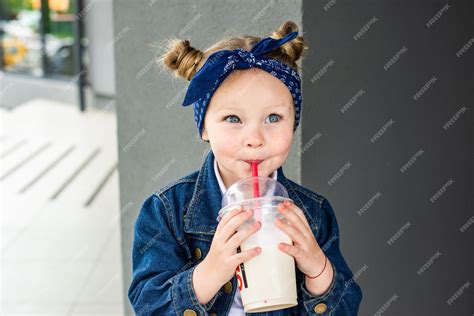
1, 0, 473, 315
1, 0, 121, 314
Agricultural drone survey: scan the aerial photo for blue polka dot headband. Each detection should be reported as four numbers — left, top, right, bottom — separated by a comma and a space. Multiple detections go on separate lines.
182, 31, 302, 139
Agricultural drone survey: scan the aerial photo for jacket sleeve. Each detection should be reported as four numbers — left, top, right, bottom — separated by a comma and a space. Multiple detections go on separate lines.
128, 193, 220, 315
298, 198, 363, 315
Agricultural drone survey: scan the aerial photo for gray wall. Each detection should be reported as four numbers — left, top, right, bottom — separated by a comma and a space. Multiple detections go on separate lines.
301, 0, 473, 315
86, 0, 116, 96
114, 1, 473, 315
113, 1, 302, 315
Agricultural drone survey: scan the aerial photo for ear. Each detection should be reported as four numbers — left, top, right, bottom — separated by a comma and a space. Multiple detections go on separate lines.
201, 127, 209, 141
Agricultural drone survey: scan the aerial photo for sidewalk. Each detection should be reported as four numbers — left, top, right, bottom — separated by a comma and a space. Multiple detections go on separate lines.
1, 99, 124, 315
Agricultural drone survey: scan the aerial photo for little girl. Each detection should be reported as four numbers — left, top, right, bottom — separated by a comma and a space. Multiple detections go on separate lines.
128, 21, 362, 315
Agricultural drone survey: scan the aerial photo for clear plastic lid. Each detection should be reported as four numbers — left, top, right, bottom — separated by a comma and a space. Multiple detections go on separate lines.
217, 176, 292, 222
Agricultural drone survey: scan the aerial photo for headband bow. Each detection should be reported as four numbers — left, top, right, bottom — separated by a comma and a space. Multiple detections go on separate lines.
182, 31, 302, 139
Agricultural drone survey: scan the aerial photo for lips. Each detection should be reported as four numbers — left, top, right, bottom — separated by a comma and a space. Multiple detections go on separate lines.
244, 160, 263, 164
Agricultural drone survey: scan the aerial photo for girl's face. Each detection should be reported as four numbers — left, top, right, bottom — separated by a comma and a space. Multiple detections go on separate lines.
202, 67, 295, 189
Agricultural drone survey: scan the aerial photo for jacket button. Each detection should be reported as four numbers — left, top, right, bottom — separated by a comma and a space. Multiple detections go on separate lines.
209, 313, 217, 316
194, 248, 202, 260
183, 309, 197, 316
314, 303, 327, 314
224, 281, 232, 294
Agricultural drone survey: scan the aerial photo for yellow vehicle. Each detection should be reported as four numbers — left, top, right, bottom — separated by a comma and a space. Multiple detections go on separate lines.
1, 37, 28, 68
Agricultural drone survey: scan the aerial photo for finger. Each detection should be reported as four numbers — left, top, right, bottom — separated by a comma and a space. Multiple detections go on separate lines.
276, 202, 311, 241
274, 216, 307, 246
278, 242, 303, 259
233, 246, 262, 264
216, 205, 244, 235
220, 208, 254, 242
227, 220, 261, 250
284, 201, 312, 229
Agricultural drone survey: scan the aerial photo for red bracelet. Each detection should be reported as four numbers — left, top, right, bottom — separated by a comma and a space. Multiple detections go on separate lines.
305, 255, 328, 279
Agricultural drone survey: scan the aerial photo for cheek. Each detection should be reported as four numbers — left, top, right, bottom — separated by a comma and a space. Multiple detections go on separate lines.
210, 127, 231, 143
209, 131, 237, 156
272, 130, 293, 155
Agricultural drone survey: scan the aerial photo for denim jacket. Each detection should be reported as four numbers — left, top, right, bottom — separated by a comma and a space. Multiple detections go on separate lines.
128, 149, 362, 315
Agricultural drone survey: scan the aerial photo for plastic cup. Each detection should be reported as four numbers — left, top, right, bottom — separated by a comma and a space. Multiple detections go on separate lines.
216, 176, 298, 313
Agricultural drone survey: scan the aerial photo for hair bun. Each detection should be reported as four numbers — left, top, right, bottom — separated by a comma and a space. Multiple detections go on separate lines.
270, 20, 307, 68
158, 39, 204, 81
158, 20, 308, 82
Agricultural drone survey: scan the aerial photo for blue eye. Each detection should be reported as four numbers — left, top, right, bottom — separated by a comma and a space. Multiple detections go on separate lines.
266, 113, 282, 123
224, 113, 282, 124
224, 115, 241, 123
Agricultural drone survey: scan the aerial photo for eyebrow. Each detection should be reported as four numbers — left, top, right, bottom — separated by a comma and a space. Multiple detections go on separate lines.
215, 104, 291, 112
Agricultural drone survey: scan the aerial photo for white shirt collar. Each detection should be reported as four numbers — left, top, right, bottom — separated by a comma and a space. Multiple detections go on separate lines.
214, 158, 278, 195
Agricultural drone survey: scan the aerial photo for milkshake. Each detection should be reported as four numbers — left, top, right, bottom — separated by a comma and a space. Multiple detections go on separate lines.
217, 176, 298, 313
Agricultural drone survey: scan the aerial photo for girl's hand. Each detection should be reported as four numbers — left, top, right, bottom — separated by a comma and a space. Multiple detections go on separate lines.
203, 206, 262, 287
274, 200, 328, 277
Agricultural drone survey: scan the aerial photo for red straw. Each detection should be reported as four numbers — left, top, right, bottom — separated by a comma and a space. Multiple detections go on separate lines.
251, 162, 260, 198
250, 162, 262, 227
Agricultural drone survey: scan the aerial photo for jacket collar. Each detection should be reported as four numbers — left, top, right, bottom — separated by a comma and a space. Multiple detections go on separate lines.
183, 149, 309, 237
214, 157, 278, 194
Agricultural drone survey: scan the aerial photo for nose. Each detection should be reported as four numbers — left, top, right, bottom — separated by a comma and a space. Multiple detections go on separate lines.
245, 128, 264, 148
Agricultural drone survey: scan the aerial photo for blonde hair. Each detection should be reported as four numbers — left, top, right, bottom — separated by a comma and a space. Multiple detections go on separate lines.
157, 20, 308, 81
